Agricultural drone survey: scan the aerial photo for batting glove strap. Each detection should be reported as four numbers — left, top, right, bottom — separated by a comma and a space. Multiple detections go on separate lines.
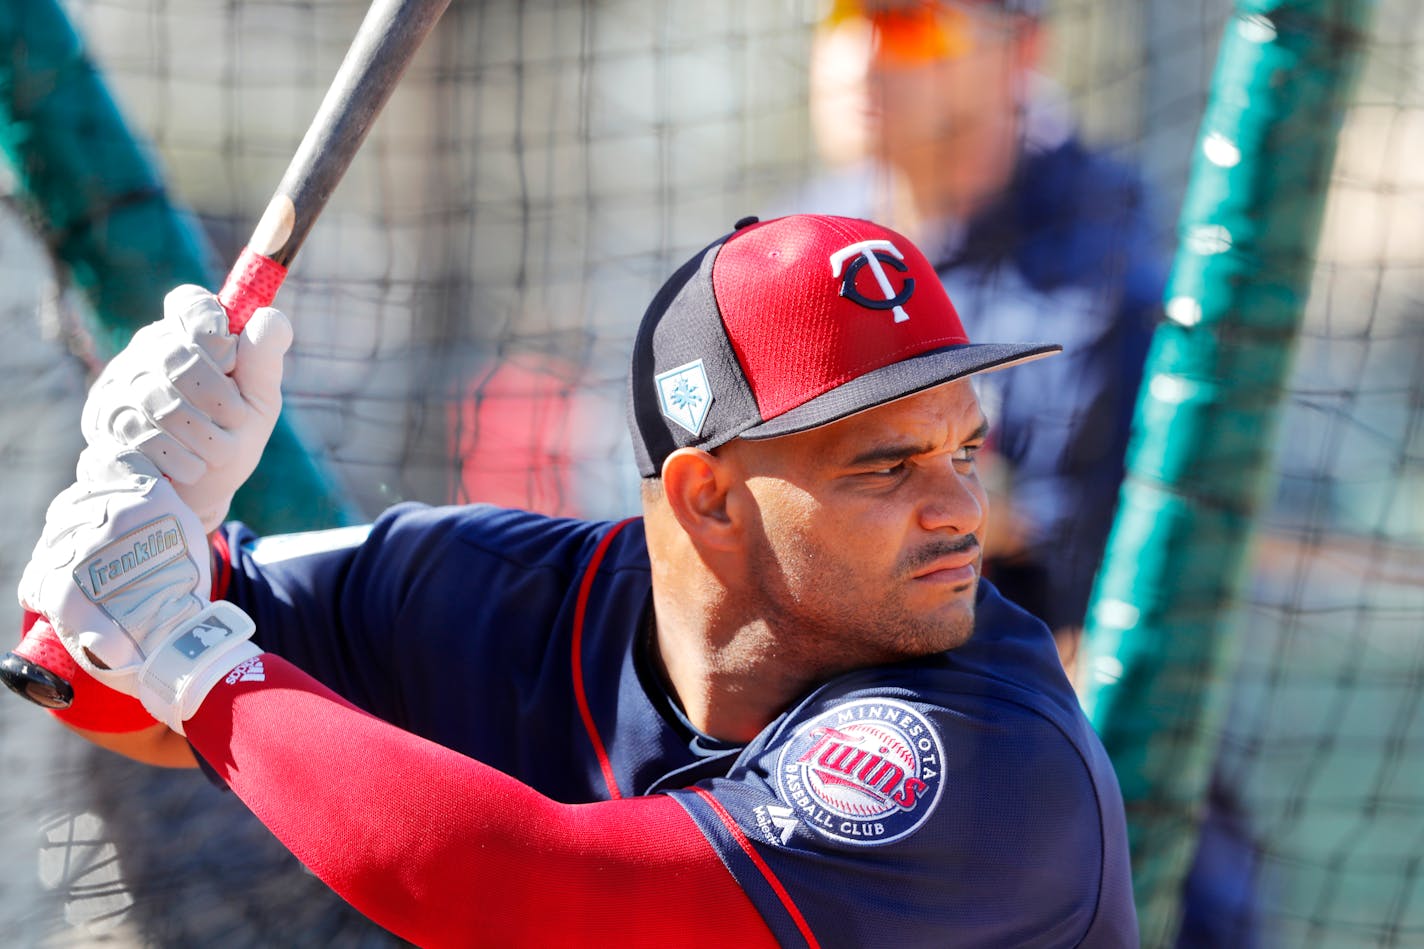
137, 601, 260, 734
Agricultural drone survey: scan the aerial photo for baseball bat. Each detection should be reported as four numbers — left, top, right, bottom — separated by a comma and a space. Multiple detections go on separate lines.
1, 0, 453, 712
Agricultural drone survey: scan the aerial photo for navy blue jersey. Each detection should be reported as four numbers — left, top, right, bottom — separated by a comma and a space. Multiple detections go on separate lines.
219, 504, 1135, 945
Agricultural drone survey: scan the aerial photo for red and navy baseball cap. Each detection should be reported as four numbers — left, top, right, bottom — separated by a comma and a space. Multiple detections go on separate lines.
627, 214, 1060, 477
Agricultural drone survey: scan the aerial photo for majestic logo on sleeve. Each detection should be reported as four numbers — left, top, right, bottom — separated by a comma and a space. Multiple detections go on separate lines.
829, 239, 915, 324
775, 698, 943, 846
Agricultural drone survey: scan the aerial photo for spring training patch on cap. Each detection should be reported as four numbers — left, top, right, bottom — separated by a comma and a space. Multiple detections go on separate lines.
656, 359, 714, 436
775, 697, 944, 847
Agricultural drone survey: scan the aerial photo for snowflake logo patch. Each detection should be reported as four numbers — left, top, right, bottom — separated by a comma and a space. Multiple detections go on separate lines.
656, 359, 714, 436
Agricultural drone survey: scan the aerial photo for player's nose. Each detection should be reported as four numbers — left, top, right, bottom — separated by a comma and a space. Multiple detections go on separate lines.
915, 461, 985, 537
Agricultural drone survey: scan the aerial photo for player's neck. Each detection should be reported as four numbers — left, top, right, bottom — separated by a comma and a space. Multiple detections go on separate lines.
643, 503, 822, 742
649, 606, 814, 745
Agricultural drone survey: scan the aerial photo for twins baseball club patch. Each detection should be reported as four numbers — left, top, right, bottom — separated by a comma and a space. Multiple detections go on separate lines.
775, 698, 944, 847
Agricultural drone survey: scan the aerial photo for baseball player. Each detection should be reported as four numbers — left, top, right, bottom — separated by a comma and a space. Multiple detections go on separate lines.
22, 214, 1136, 946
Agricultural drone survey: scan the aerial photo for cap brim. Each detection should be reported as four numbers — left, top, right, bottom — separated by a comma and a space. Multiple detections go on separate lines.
739, 342, 1061, 440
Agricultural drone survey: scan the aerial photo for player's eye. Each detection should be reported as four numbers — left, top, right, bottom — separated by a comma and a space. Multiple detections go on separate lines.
952, 443, 982, 464
856, 459, 910, 480
867, 460, 908, 477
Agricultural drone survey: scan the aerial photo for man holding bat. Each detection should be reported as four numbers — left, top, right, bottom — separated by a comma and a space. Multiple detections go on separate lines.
21, 214, 1135, 946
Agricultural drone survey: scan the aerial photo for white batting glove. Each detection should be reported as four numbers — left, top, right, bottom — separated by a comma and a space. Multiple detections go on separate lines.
81, 284, 294, 533
18, 446, 261, 733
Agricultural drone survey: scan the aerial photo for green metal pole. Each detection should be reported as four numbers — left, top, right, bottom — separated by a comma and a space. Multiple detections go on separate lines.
0, 0, 354, 534
1081, 1, 1375, 943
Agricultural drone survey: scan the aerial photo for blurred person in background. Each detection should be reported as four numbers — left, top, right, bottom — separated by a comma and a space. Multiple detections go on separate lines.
796, 6, 1264, 945
794, 0, 1166, 682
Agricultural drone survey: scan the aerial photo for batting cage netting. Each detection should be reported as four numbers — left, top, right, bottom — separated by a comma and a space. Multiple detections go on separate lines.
0, 0, 1420, 946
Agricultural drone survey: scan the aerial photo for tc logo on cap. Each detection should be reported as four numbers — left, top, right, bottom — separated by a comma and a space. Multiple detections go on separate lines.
656, 359, 714, 436
829, 239, 916, 324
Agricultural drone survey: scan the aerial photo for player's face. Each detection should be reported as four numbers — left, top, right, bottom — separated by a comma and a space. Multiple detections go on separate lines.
810, 4, 1027, 188
723, 378, 989, 674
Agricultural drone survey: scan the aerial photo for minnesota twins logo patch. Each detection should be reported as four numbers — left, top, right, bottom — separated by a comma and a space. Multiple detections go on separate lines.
776, 698, 943, 847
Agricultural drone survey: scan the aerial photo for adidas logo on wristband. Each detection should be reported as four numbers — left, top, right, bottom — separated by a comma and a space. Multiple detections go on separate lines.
225, 657, 266, 684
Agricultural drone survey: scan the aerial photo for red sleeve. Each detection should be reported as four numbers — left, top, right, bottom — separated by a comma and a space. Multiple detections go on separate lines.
184, 654, 778, 949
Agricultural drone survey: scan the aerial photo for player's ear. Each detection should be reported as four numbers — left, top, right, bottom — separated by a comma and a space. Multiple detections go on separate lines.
660, 447, 738, 549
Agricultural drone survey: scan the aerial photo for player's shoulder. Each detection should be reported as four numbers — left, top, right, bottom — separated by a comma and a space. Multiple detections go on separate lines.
680, 590, 1137, 945
749, 582, 1105, 835
364, 501, 645, 573
774, 669, 1099, 832
230, 503, 648, 606
905, 578, 1090, 722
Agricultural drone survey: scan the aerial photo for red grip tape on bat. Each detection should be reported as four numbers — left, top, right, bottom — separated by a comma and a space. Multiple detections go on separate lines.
8, 611, 156, 732
219, 247, 290, 332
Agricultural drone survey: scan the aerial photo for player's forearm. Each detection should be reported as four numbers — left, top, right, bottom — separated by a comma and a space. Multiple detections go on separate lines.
185, 653, 776, 948
62, 720, 197, 768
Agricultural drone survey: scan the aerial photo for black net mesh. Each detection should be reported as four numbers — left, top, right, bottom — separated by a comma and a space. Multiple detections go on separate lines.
0, 1, 1420, 945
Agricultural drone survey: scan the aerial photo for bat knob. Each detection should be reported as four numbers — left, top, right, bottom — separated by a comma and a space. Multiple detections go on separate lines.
1, 651, 75, 709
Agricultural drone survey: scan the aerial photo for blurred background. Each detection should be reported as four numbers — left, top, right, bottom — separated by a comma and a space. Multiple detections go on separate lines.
0, 0, 1420, 945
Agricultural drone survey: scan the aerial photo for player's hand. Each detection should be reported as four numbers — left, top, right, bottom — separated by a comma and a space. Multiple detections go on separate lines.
17, 445, 261, 734
81, 284, 294, 533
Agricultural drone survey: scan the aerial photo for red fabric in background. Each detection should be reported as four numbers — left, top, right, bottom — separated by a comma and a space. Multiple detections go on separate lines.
449, 356, 583, 516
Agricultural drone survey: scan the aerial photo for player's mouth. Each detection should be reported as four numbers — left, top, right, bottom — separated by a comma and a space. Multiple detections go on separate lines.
906, 540, 980, 589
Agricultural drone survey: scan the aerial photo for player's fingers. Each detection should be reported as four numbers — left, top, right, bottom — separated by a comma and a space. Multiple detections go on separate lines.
18, 542, 69, 629
106, 341, 246, 434
128, 429, 208, 486
17, 550, 48, 614
83, 324, 162, 439
74, 444, 162, 487
165, 285, 238, 373
137, 379, 241, 467
109, 404, 155, 448
160, 344, 247, 429
85, 331, 242, 445
232, 307, 293, 414
88, 398, 206, 486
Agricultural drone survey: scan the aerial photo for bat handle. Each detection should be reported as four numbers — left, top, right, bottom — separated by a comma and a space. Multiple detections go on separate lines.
4, 247, 290, 710
2, 612, 77, 709
218, 246, 290, 332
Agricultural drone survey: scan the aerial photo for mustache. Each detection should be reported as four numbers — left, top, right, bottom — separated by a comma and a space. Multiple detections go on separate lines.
899, 535, 981, 574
